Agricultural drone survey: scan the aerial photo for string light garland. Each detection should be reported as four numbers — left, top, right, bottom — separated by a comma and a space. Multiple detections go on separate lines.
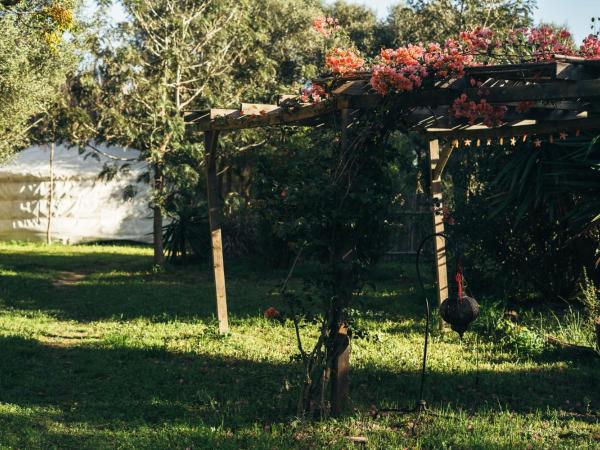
453, 129, 584, 149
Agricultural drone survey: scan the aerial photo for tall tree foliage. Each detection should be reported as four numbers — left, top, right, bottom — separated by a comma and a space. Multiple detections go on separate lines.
68, 0, 323, 264
386, 0, 536, 45
69, 0, 249, 264
324, 1, 381, 56
0, 0, 77, 161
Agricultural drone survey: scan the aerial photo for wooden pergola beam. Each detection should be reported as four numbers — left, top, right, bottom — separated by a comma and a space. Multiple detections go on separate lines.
340, 79, 600, 110
189, 77, 600, 133
190, 99, 338, 132
426, 116, 600, 139
431, 144, 455, 181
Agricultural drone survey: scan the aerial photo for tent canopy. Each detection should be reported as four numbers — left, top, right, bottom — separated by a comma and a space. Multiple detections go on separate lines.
0, 143, 153, 244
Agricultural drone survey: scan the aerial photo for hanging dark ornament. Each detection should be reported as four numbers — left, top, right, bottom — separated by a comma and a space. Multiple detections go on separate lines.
415, 232, 481, 412
439, 261, 479, 338
440, 295, 480, 338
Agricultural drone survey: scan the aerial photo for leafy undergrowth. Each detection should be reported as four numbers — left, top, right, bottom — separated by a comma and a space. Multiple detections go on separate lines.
0, 242, 597, 449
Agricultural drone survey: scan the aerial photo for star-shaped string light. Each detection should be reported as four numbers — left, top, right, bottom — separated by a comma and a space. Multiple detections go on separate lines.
455, 132, 582, 150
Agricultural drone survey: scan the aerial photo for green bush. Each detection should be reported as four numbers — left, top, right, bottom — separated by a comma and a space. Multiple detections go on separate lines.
447, 138, 600, 302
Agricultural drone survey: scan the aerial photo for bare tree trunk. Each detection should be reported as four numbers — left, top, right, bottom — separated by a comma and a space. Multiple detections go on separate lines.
153, 164, 165, 266
46, 142, 55, 244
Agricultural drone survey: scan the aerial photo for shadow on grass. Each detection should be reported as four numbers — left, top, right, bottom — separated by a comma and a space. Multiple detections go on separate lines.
0, 336, 299, 430
0, 248, 290, 322
0, 248, 153, 273
0, 249, 426, 325
0, 336, 598, 431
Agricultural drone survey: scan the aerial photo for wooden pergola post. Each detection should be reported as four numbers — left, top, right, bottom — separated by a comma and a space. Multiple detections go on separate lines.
330, 108, 352, 416
204, 130, 229, 334
428, 139, 449, 326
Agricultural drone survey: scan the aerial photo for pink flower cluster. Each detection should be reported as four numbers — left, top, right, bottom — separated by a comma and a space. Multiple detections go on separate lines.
300, 83, 328, 103
312, 16, 340, 38
370, 40, 472, 95
508, 26, 575, 60
580, 34, 600, 59
380, 44, 424, 66
459, 26, 495, 53
325, 48, 365, 75
424, 40, 472, 78
370, 64, 427, 95
451, 94, 507, 127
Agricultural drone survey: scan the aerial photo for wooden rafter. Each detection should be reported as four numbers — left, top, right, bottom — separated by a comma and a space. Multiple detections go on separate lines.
425, 117, 600, 139
187, 99, 338, 132
339, 79, 600, 110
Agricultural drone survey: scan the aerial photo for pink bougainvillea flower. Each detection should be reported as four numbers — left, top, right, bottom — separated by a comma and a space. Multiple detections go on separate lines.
459, 26, 495, 53
580, 34, 600, 59
451, 94, 506, 127
509, 26, 575, 60
300, 83, 329, 103
326, 48, 365, 75
312, 16, 340, 38
370, 64, 427, 95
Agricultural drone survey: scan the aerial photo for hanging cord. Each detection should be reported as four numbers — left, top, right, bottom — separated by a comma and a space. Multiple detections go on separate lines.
455, 256, 464, 300
474, 334, 480, 386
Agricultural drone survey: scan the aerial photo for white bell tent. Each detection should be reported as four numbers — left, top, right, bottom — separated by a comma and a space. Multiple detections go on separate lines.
0, 143, 153, 244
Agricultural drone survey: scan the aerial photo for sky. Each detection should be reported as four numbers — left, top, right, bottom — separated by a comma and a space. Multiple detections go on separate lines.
99, 1, 599, 44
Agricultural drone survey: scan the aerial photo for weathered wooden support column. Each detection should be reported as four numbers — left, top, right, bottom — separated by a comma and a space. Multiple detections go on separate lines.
204, 130, 229, 334
428, 139, 449, 326
330, 108, 352, 416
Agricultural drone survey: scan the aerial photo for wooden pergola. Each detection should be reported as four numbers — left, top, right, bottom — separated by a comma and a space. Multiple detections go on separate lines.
187, 57, 600, 334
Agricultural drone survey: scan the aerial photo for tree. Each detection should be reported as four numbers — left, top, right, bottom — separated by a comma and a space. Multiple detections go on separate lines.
67, 0, 325, 265
66, 0, 246, 265
0, 0, 77, 161
385, 0, 536, 45
324, 1, 382, 56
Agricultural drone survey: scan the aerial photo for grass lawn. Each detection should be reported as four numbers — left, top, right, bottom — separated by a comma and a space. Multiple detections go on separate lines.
0, 242, 598, 449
